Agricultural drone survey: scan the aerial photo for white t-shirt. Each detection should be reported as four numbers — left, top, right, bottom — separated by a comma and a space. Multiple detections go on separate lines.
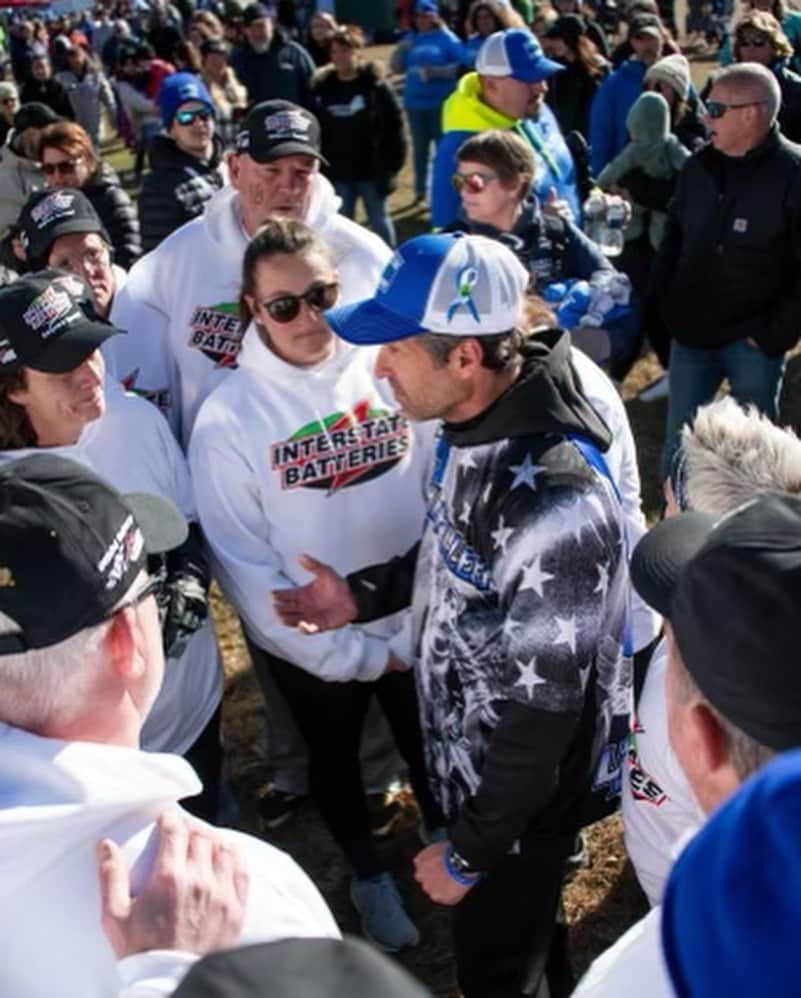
621, 639, 704, 905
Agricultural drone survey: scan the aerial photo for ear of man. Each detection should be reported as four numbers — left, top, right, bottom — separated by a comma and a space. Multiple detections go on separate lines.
105, 608, 140, 684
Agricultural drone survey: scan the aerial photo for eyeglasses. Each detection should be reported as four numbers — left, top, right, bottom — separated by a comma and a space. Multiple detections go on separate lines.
738, 32, 770, 46
43, 158, 81, 176
451, 170, 499, 193
705, 99, 768, 118
174, 107, 213, 126
261, 281, 339, 323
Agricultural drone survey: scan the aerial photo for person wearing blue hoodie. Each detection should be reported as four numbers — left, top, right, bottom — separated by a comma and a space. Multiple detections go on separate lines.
390, 1, 463, 202
430, 28, 580, 228
589, 13, 665, 175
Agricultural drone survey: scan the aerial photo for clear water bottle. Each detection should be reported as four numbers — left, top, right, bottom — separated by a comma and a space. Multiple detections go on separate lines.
583, 192, 606, 246
600, 199, 626, 257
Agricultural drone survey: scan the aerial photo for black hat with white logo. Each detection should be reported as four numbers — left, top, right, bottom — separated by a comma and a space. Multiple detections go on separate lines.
234, 99, 327, 165
0, 453, 187, 655
0, 270, 123, 374
18, 188, 111, 267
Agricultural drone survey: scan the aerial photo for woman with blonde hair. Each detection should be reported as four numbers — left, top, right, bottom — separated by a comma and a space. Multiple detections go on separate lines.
200, 38, 247, 149
305, 10, 338, 67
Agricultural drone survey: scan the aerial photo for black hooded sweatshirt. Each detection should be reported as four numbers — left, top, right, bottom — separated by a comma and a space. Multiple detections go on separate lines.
347, 332, 632, 870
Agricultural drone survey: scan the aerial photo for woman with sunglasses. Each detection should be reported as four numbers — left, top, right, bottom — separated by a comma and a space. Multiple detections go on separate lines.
189, 217, 443, 954
720, 11, 801, 141
719, 0, 801, 71
39, 119, 141, 269
0, 269, 224, 822
137, 73, 226, 254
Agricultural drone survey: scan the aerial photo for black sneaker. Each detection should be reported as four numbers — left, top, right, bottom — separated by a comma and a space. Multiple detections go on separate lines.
258, 785, 305, 829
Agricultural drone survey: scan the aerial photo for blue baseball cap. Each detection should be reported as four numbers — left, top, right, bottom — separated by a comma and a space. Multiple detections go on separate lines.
415, 0, 439, 13
476, 28, 564, 83
326, 233, 529, 346
662, 748, 801, 997
158, 72, 214, 127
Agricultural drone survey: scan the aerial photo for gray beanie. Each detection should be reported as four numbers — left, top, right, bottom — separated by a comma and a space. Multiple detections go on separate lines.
644, 54, 691, 101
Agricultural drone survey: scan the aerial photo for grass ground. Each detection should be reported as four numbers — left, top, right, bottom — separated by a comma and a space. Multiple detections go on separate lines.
106, 36, 801, 995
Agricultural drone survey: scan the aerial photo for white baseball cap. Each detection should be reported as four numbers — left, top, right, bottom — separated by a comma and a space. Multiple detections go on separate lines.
325, 233, 529, 344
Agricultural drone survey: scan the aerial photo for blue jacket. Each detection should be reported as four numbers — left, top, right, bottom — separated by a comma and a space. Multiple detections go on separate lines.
431, 72, 580, 228
589, 59, 647, 176
392, 27, 464, 110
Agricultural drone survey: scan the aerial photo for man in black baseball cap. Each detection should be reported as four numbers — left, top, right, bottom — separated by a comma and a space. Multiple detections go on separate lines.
18, 188, 118, 317
0, 101, 62, 238
571, 491, 801, 996
234, 99, 327, 165
0, 453, 340, 998
229, 2, 315, 107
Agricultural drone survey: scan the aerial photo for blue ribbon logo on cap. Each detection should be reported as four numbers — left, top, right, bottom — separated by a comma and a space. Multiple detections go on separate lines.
446, 266, 480, 323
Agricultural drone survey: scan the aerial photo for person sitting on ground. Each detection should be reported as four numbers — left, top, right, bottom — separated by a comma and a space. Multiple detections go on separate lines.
137, 72, 225, 254
38, 118, 141, 269
0, 101, 58, 238
574, 490, 801, 995
0, 452, 339, 998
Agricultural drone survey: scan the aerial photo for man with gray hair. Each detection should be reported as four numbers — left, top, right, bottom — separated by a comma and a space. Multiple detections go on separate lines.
648, 61, 801, 479
623, 396, 801, 907
0, 455, 339, 998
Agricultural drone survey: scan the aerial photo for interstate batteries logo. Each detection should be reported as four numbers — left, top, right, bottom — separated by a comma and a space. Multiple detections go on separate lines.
271, 399, 410, 493
188, 301, 242, 367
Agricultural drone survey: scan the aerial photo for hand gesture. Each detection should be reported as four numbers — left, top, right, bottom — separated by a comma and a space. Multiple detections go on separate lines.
271, 554, 358, 634
98, 811, 249, 960
542, 187, 571, 222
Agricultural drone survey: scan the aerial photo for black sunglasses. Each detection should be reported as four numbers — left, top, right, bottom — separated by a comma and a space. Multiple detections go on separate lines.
705, 98, 768, 119
261, 282, 339, 323
174, 106, 213, 126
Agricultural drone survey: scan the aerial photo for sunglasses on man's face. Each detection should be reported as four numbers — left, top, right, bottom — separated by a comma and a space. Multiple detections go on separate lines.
451, 170, 499, 194
174, 106, 213, 126
43, 158, 81, 176
261, 281, 339, 323
705, 98, 768, 118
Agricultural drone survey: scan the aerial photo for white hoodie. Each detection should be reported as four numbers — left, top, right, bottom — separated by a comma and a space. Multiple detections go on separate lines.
107, 175, 392, 445
189, 330, 432, 682
0, 724, 339, 998
0, 385, 222, 755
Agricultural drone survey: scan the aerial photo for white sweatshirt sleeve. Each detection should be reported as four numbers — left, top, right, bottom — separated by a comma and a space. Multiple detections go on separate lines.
117, 951, 198, 998
189, 436, 390, 683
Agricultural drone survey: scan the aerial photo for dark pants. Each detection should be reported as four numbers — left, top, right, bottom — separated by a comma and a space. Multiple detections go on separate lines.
182, 704, 224, 824
452, 835, 575, 998
250, 644, 443, 878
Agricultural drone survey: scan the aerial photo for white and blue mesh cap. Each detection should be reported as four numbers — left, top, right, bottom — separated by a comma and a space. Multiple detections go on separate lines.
326, 233, 529, 345
475, 28, 564, 83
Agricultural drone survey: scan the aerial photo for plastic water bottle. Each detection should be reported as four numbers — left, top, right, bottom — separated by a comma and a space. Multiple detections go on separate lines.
600, 199, 626, 257
583, 192, 606, 246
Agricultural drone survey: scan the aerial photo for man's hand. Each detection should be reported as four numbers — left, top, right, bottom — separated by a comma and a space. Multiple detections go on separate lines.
98, 811, 249, 960
413, 842, 475, 906
271, 554, 358, 634
542, 187, 572, 222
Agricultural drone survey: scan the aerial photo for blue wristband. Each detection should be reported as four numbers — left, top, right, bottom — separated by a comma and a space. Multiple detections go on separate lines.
443, 844, 483, 887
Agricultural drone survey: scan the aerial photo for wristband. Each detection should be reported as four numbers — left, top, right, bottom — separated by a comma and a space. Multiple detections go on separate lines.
443, 844, 483, 887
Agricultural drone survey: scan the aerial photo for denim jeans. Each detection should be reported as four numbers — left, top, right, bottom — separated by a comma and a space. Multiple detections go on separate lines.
334, 179, 395, 247
661, 338, 786, 480
406, 106, 442, 199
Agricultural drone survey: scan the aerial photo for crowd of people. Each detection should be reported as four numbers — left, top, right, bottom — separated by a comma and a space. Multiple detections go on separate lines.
0, 0, 800, 996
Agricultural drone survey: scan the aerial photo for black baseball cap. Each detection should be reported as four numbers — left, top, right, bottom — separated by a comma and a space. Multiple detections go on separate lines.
545, 14, 586, 46
18, 188, 111, 267
0, 454, 187, 655
172, 937, 432, 997
631, 493, 801, 750
242, 2, 270, 25
13, 101, 60, 133
629, 12, 663, 36
234, 99, 327, 164
0, 270, 124, 374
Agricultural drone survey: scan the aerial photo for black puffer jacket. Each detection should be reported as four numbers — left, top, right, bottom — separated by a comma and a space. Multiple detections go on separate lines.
83, 162, 141, 269
310, 62, 406, 195
649, 126, 801, 356
137, 133, 225, 254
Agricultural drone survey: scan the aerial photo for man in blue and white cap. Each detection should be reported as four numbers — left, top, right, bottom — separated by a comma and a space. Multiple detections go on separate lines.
272, 233, 632, 998
137, 72, 225, 253
430, 28, 580, 228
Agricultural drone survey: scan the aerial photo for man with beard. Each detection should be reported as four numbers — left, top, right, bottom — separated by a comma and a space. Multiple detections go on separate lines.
430, 28, 579, 227
230, 3, 315, 108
